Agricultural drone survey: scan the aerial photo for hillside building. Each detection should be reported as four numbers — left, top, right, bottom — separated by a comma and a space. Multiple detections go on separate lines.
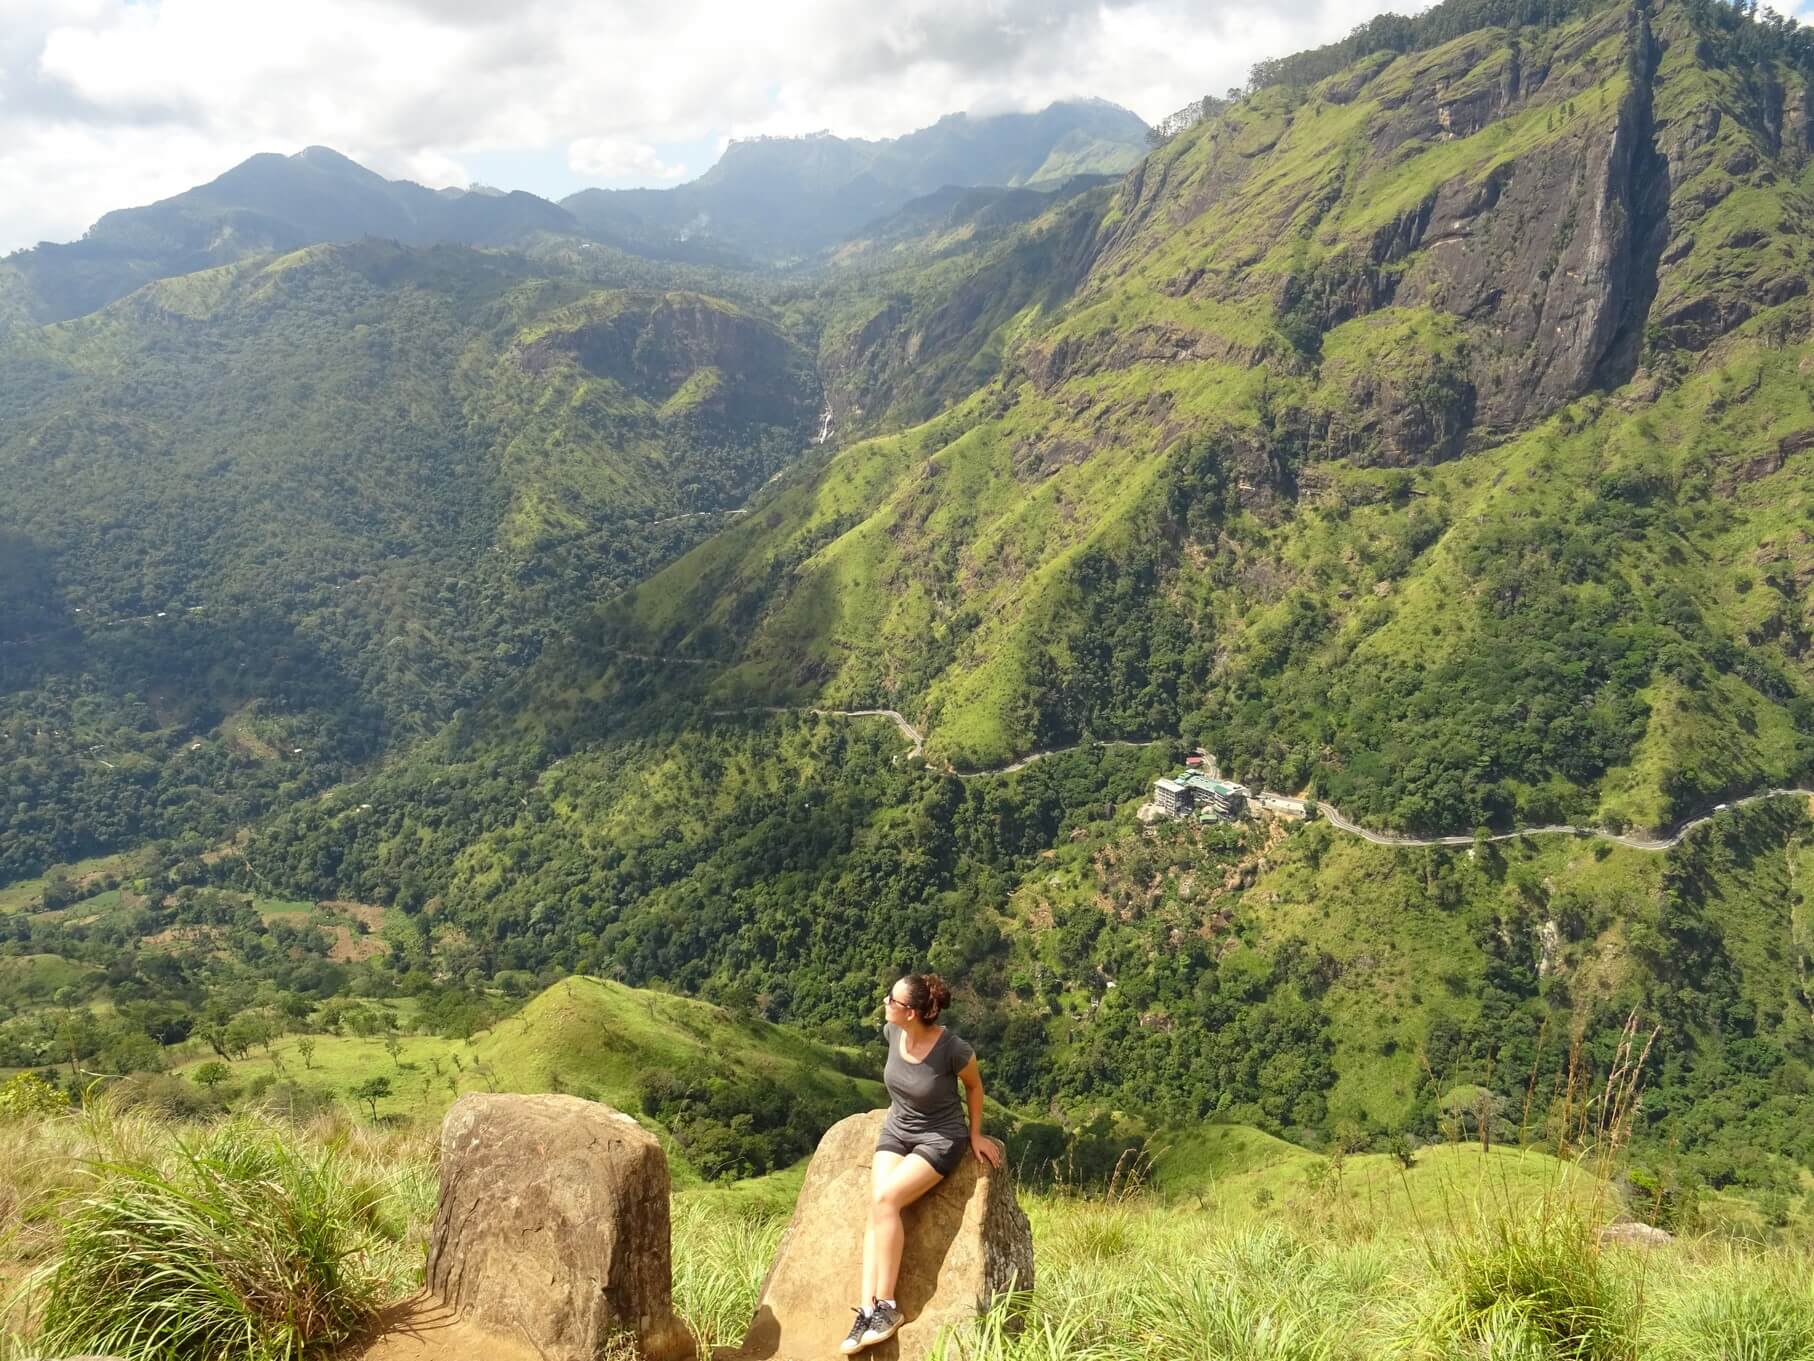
1153, 778, 1194, 817
1151, 771, 1249, 821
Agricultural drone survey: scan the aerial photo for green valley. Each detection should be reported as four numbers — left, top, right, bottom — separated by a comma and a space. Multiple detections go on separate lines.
3, 3, 1814, 1354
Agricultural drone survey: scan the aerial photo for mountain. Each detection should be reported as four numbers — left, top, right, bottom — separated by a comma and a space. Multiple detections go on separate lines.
6, 0, 1814, 1216
561, 99, 1151, 262
599, 0, 1814, 837
0, 101, 1149, 329
0, 147, 579, 327
0, 241, 816, 881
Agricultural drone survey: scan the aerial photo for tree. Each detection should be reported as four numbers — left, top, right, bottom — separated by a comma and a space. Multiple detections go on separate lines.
351, 1075, 392, 1121
0, 1072, 68, 1118
1385, 1132, 1418, 1170
297, 1037, 316, 1069
193, 1061, 231, 1091
383, 1034, 403, 1070
223, 1014, 266, 1059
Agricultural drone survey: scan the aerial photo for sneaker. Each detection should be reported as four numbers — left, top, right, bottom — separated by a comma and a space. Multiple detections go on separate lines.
839, 1306, 872, 1355
861, 1300, 903, 1347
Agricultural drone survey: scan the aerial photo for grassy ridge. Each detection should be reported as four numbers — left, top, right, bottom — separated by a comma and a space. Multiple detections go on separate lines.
164, 976, 881, 1183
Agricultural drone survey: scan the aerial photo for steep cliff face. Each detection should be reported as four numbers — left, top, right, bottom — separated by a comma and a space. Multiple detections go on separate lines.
1041, 5, 1659, 447
518, 291, 818, 433
599, 0, 1814, 830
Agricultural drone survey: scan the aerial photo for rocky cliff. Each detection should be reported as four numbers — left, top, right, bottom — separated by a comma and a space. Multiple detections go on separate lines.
607, 0, 1814, 831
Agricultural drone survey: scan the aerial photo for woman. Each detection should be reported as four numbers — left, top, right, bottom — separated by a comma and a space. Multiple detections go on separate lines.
840, 972, 1002, 1355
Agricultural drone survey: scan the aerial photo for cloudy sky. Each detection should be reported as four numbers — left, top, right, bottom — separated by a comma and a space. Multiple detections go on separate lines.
0, 0, 1432, 255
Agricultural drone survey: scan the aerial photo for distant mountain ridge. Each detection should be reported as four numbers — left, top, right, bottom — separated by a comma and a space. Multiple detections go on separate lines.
2, 147, 577, 326
0, 100, 1150, 330
562, 98, 1150, 261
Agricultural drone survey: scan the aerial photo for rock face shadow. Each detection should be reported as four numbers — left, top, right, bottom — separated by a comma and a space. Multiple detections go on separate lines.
719, 1110, 1033, 1361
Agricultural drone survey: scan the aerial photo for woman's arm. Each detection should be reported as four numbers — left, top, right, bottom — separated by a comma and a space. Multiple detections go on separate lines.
957, 1056, 1002, 1167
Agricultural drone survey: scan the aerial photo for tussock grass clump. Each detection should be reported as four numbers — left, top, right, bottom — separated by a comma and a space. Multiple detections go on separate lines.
670, 1195, 787, 1353
1643, 1248, 1814, 1361
1408, 1203, 1639, 1360
22, 1111, 421, 1361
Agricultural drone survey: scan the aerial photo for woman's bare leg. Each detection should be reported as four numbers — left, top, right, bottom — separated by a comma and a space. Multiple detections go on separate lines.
861, 1152, 905, 1307
869, 1153, 945, 1304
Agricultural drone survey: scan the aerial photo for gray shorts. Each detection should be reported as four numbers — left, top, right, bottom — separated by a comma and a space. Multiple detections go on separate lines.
876, 1128, 966, 1176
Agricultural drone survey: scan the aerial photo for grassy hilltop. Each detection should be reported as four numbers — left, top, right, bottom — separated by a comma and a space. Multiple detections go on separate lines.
4, 2, 1814, 1353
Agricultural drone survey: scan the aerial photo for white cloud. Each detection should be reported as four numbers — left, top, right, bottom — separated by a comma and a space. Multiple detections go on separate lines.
1, 0, 1415, 254
568, 135, 687, 182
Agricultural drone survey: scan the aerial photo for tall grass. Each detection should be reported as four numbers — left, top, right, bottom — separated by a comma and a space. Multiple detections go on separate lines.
3, 1103, 432, 1361
0, 1069, 1809, 1361
670, 1195, 789, 1353
1406, 1206, 1639, 1360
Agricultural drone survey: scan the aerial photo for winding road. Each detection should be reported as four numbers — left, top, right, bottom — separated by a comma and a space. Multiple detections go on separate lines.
1314, 788, 1814, 853
707, 703, 1814, 853
34, 600, 1803, 851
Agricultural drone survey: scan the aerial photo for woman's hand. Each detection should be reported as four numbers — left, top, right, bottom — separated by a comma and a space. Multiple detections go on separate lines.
970, 1134, 1003, 1168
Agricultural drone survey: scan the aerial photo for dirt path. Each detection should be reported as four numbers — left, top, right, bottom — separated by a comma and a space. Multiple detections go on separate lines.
341, 1294, 543, 1361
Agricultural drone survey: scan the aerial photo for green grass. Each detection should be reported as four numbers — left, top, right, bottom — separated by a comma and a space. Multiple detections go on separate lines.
1152, 1124, 1604, 1236
0, 954, 100, 1002
169, 977, 882, 1183
174, 1026, 483, 1123
472, 976, 881, 1118
15, 1106, 422, 1361
3, 1098, 1812, 1361
0, 849, 143, 914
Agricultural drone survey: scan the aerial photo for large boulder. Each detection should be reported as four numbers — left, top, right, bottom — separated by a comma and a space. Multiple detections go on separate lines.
427, 1093, 690, 1361
723, 1109, 1033, 1360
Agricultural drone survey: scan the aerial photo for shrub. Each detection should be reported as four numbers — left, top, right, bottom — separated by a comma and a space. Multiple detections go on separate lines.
0, 1073, 67, 1120
111, 1072, 226, 1120
30, 1117, 398, 1360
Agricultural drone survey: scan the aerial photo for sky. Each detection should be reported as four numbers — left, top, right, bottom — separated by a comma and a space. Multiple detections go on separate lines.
0, 0, 1439, 255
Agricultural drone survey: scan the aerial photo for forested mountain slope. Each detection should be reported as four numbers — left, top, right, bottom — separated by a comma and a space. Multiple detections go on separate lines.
5, 0, 1814, 1214
601, 0, 1814, 835
0, 242, 816, 879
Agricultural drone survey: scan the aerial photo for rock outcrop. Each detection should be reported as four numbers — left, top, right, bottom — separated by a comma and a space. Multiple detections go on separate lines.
722, 1109, 1033, 1361
427, 1093, 690, 1361
1599, 1221, 1675, 1248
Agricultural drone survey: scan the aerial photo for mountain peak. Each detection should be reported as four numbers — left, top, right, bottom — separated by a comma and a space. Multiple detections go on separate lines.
291, 145, 377, 176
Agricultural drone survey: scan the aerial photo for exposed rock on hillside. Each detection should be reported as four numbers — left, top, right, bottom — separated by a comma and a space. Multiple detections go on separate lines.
518, 291, 819, 431
723, 1109, 1032, 1361
602, 0, 1814, 820
427, 1094, 690, 1361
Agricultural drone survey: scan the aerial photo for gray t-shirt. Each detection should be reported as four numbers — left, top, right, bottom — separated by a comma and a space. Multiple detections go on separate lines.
880, 1021, 975, 1142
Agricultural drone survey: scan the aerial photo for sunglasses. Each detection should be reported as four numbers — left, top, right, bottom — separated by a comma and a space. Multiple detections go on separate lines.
882, 992, 913, 1010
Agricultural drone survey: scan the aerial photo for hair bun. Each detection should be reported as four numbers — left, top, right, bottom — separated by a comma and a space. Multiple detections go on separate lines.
922, 973, 952, 1016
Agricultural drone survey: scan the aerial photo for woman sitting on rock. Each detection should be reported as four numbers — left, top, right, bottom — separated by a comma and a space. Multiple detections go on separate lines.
841, 971, 1003, 1355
